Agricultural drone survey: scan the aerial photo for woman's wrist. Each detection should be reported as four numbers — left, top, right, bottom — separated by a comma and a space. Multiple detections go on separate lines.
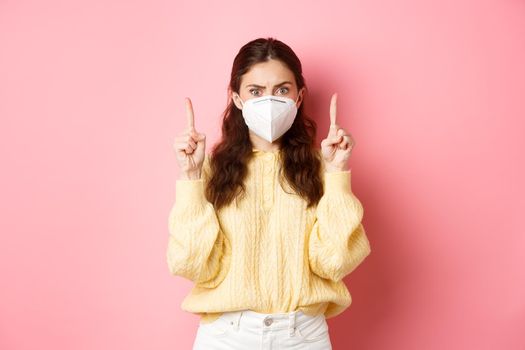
179, 169, 202, 180
324, 164, 349, 172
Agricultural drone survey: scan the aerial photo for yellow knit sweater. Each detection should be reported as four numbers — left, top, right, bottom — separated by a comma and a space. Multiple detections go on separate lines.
167, 147, 371, 324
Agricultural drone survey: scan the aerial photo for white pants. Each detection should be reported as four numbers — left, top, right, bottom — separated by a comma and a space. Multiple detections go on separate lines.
192, 309, 332, 349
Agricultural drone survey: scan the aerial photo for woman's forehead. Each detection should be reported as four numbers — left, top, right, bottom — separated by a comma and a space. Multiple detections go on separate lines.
241, 60, 295, 88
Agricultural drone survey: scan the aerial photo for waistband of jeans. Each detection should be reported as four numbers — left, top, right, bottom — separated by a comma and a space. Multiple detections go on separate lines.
217, 309, 324, 331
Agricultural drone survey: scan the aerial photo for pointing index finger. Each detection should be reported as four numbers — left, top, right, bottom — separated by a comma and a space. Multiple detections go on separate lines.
330, 93, 337, 129
185, 97, 195, 131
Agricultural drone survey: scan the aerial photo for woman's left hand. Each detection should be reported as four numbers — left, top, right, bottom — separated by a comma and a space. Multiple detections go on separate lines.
320, 93, 355, 172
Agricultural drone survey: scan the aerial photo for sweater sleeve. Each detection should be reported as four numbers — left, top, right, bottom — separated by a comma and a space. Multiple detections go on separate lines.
166, 154, 231, 289
308, 167, 371, 282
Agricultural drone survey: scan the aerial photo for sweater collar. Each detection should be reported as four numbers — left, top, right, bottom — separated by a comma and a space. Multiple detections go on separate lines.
252, 147, 280, 154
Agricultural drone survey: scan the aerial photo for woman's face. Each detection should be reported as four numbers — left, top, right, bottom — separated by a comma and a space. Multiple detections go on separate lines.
232, 59, 304, 110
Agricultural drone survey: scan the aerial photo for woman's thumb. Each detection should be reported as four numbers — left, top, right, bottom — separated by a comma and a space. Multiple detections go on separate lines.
195, 132, 206, 142
189, 129, 205, 141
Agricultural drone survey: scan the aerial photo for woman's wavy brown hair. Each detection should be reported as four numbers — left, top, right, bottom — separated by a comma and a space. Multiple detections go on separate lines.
205, 37, 324, 210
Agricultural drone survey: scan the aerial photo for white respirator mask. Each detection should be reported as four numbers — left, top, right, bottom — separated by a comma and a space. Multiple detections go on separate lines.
235, 93, 299, 143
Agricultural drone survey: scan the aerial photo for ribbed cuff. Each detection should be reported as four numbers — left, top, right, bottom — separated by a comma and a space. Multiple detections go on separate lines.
175, 178, 206, 204
324, 170, 351, 193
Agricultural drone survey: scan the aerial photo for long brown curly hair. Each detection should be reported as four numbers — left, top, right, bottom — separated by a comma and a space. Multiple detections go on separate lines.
206, 37, 324, 210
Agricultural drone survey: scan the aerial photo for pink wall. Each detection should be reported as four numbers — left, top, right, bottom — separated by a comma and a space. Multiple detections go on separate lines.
1, 0, 524, 349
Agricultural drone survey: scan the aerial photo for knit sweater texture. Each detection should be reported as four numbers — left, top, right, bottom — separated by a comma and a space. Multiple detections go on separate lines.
167, 147, 371, 324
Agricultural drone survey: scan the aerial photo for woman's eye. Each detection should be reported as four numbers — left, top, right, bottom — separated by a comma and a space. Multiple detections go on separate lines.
277, 87, 289, 95
249, 89, 261, 96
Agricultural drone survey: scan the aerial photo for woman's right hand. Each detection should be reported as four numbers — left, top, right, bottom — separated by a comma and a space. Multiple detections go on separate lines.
173, 97, 206, 180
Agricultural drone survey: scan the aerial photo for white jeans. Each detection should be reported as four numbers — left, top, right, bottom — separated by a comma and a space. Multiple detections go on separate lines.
192, 309, 332, 349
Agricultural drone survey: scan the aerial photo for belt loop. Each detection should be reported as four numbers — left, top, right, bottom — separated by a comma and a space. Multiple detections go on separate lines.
233, 311, 242, 332
288, 311, 296, 337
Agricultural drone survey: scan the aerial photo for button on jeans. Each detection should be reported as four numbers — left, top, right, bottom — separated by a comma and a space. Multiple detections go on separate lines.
192, 309, 333, 349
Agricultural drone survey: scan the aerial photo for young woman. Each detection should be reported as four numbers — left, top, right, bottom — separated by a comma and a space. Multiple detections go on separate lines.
168, 37, 371, 349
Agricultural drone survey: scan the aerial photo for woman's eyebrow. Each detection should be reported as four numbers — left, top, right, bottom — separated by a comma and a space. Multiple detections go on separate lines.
245, 81, 293, 88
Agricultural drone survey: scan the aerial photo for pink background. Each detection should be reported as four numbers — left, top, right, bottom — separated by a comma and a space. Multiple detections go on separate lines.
1, 0, 524, 349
